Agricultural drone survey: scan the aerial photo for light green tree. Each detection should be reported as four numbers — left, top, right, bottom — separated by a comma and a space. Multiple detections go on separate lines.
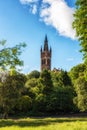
73, 0, 87, 61
74, 76, 87, 111
27, 70, 40, 79
0, 40, 26, 71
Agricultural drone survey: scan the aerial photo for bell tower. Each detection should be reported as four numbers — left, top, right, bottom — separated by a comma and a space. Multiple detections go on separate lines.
40, 35, 52, 71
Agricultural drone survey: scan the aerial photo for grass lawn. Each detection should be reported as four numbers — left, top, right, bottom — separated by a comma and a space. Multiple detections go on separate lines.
0, 117, 87, 130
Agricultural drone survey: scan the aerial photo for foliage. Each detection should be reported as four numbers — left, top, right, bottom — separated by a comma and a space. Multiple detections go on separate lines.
1, 65, 87, 116
0, 73, 26, 118
51, 70, 72, 87
72, 0, 87, 111
27, 70, 40, 79
69, 63, 87, 111
25, 78, 38, 88
48, 86, 75, 113
57, 70, 72, 86
74, 76, 87, 111
40, 69, 53, 95
25, 78, 39, 99
69, 63, 86, 82
0, 40, 26, 70
17, 95, 32, 112
34, 94, 47, 112
73, 0, 87, 61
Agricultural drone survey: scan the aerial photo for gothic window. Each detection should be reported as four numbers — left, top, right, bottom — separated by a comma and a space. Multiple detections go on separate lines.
42, 60, 44, 65
42, 59, 46, 65
44, 59, 46, 64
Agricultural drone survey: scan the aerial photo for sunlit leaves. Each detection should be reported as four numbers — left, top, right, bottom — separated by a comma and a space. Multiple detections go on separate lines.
73, 0, 87, 61
0, 40, 26, 70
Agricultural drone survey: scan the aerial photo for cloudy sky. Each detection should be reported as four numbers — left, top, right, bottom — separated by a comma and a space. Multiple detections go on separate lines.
0, 0, 83, 73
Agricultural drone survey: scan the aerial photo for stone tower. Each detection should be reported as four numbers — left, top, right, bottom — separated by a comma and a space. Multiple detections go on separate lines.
40, 35, 52, 71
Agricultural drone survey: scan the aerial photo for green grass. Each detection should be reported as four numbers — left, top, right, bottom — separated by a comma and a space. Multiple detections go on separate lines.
0, 117, 87, 130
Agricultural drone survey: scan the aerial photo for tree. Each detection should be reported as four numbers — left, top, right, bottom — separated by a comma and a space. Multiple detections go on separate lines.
38, 70, 54, 112
0, 73, 26, 118
25, 78, 38, 88
58, 70, 72, 86
25, 78, 39, 99
0, 40, 26, 70
49, 70, 75, 113
69, 63, 87, 111
69, 63, 86, 83
40, 69, 53, 95
73, 0, 87, 61
48, 86, 75, 113
27, 70, 40, 79
34, 94, 47, 112
17, 95, 32, 113
74, 76, 87, 111
51, 70, 72, 88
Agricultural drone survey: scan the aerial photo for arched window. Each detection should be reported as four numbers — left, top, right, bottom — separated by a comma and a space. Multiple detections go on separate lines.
42, 59, 46, 65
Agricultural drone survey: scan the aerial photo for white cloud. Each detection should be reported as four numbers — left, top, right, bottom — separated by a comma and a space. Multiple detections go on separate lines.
19, 0, 39, 14
19, 0, 76, 39
40, 0, 76, 39
20, 0, 38, 4
32, 4, 37, 14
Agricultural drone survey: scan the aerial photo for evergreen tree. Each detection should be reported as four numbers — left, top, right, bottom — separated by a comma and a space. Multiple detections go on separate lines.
40, 69, 53, 95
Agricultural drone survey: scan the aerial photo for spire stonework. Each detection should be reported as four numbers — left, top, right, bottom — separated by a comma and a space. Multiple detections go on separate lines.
41, 35, 52, 71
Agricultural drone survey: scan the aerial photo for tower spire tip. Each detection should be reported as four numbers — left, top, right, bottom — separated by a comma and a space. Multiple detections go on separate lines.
45, 34, 48, 42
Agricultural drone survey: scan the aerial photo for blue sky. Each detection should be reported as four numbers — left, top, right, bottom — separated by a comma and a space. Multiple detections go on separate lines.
0, 0, 83, 73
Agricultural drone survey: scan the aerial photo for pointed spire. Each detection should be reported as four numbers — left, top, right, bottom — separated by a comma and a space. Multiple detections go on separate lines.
44, 34, 48, 43
40, 46, 42, 52
50, 47, 52, 53
44, 35, 48, 51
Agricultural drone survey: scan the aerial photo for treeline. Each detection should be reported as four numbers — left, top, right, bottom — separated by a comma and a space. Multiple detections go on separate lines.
0, 63, 87, 118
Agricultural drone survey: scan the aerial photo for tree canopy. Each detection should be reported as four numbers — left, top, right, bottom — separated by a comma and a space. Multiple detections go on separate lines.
0, 40, 26, 71
73, 0, 87, 61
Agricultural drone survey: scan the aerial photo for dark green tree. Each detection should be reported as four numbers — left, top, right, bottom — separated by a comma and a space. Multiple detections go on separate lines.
34, 94, 47, 113
48, 86, 75, 113
17, 95, 32, 112
0, 73, 26, 118
40, 69, 53, 95
58, 70, 72, 86
49, 70, 75, 113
